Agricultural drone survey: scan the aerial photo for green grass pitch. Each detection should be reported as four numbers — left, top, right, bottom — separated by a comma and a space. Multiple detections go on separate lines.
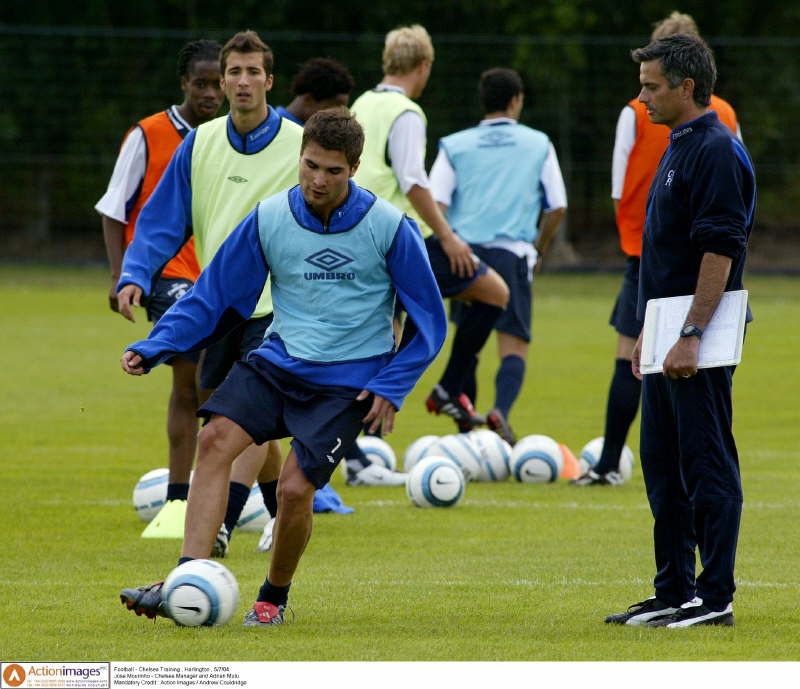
1, 265, 798, 661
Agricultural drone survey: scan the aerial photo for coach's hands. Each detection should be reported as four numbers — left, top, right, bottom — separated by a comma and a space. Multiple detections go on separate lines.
662, 336, 699, 380
440, 232, 476, 279
121, 350, 146, 376
631, 333, 643, 381
357, 390, 396, 434
117, 284, 143, 322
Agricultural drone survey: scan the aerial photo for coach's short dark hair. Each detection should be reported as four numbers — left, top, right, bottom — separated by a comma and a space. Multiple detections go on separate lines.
631, 33, 716, 107
221, 30, 273, 74
479, 68, 524, 113
177, 39, 222, 78
292, 57, 355, 100
301, 107, 364, 167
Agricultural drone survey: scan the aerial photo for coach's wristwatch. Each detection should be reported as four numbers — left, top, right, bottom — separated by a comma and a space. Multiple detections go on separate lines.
679, 323, 704, 339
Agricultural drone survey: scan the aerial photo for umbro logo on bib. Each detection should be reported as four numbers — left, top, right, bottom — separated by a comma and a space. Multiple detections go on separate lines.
303, 248, 356, 280
228, 175, 248, 183
305, 249, 353, 271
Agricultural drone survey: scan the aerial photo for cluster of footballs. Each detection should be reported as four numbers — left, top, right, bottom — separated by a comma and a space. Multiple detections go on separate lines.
356, 433, 635, 509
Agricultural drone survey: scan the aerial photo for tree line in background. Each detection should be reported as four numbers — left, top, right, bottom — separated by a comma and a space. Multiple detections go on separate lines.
6, 1, 797, 40
2, 3, 799, 264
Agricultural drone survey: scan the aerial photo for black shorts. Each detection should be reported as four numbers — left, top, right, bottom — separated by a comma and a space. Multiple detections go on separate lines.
144, 277, 199, 364
451, 245, 532, 341
199, 315, 273, 390
198, 357, 371, 489
425, 236, 487, 298
609, 256, 644, 338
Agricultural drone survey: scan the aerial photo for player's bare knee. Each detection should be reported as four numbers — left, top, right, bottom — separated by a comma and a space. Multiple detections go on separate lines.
277, 475, 315, 510
494, 275, 510, 309
483, 271, 510, 308
196, 420, 235, 465
465, 271, 508, 308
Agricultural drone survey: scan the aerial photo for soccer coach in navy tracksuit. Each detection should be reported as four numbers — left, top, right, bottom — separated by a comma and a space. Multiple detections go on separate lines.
605, 34, 756, 628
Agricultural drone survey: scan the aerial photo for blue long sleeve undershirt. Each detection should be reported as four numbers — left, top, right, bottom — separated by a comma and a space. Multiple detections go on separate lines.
117, 108, 283, 296
126, 192, 446, 410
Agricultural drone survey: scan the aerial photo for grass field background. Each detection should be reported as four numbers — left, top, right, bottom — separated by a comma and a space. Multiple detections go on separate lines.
1, 265, 798, 661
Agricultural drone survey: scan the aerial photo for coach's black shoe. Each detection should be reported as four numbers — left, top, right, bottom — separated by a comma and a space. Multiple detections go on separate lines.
571, 469, 624, 486
605, 597, 680, 626
486, 408, 516, 445
647, 601, 734, 628
425, 385, 486, 432
120, 581, 168, 620
242, 601, 289, 626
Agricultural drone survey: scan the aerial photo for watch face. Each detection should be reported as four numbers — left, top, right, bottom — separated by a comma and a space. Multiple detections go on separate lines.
681, 324, 701, 337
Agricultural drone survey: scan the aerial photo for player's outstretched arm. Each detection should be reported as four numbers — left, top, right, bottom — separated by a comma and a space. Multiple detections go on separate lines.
123, 209, 269, 373
117, 132, 197, 299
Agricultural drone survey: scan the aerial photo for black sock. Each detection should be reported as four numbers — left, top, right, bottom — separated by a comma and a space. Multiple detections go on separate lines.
461, 355, 479, 407
493, 354, 525, 418
258, 480, 278, 519
166, 483, 190, 502
594, 358, 642, 473
438, 302, 503, 396
177, 556, 195, 566
223, 481, 251, 539
258, 579, 291, 607
344, 441, 370, 471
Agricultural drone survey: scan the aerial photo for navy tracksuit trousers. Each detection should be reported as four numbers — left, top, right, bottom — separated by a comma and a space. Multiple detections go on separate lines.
640, 365, 743, 610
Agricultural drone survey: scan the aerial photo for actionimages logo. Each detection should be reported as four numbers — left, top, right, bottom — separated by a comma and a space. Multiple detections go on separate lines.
304, 249, 355, 280
2, 665, 25, 688
1, 662, 110, 688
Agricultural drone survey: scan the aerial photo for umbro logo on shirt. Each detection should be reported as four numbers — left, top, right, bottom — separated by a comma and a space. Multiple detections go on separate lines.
478, 129, 514, 148
304, 249, 356, 280
228, 175, 248, 183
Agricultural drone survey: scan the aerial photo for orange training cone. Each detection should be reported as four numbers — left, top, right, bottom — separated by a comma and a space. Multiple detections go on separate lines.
559, 443, 581, 480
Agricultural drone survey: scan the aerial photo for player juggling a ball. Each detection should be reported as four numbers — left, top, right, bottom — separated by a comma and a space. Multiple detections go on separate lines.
119, 108, 446, 626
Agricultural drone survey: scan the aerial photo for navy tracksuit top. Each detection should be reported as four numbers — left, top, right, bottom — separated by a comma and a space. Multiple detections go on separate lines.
638, 111, 756, 320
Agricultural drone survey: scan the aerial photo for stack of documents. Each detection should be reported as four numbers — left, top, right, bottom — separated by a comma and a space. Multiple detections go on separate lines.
640, 290, 748, 375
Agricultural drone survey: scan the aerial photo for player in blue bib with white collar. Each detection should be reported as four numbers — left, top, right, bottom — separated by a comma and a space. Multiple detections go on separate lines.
118, 108, 446, 627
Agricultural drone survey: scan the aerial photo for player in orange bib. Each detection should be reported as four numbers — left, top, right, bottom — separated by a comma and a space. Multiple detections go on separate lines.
573, 13, 741, 486
96, 39, 224, 504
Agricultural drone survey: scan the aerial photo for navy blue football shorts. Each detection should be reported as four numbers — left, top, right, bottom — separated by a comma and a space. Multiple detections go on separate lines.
609, 256, 644, 339
450, 245, 532, 341
425, 235, 488, 298
199, 314, 273, 390
143, 277, 199, 364
198, 356, 371, 489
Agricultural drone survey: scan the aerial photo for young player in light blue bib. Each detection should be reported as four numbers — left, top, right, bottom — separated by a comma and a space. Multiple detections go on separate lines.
119, 108, 446, 627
